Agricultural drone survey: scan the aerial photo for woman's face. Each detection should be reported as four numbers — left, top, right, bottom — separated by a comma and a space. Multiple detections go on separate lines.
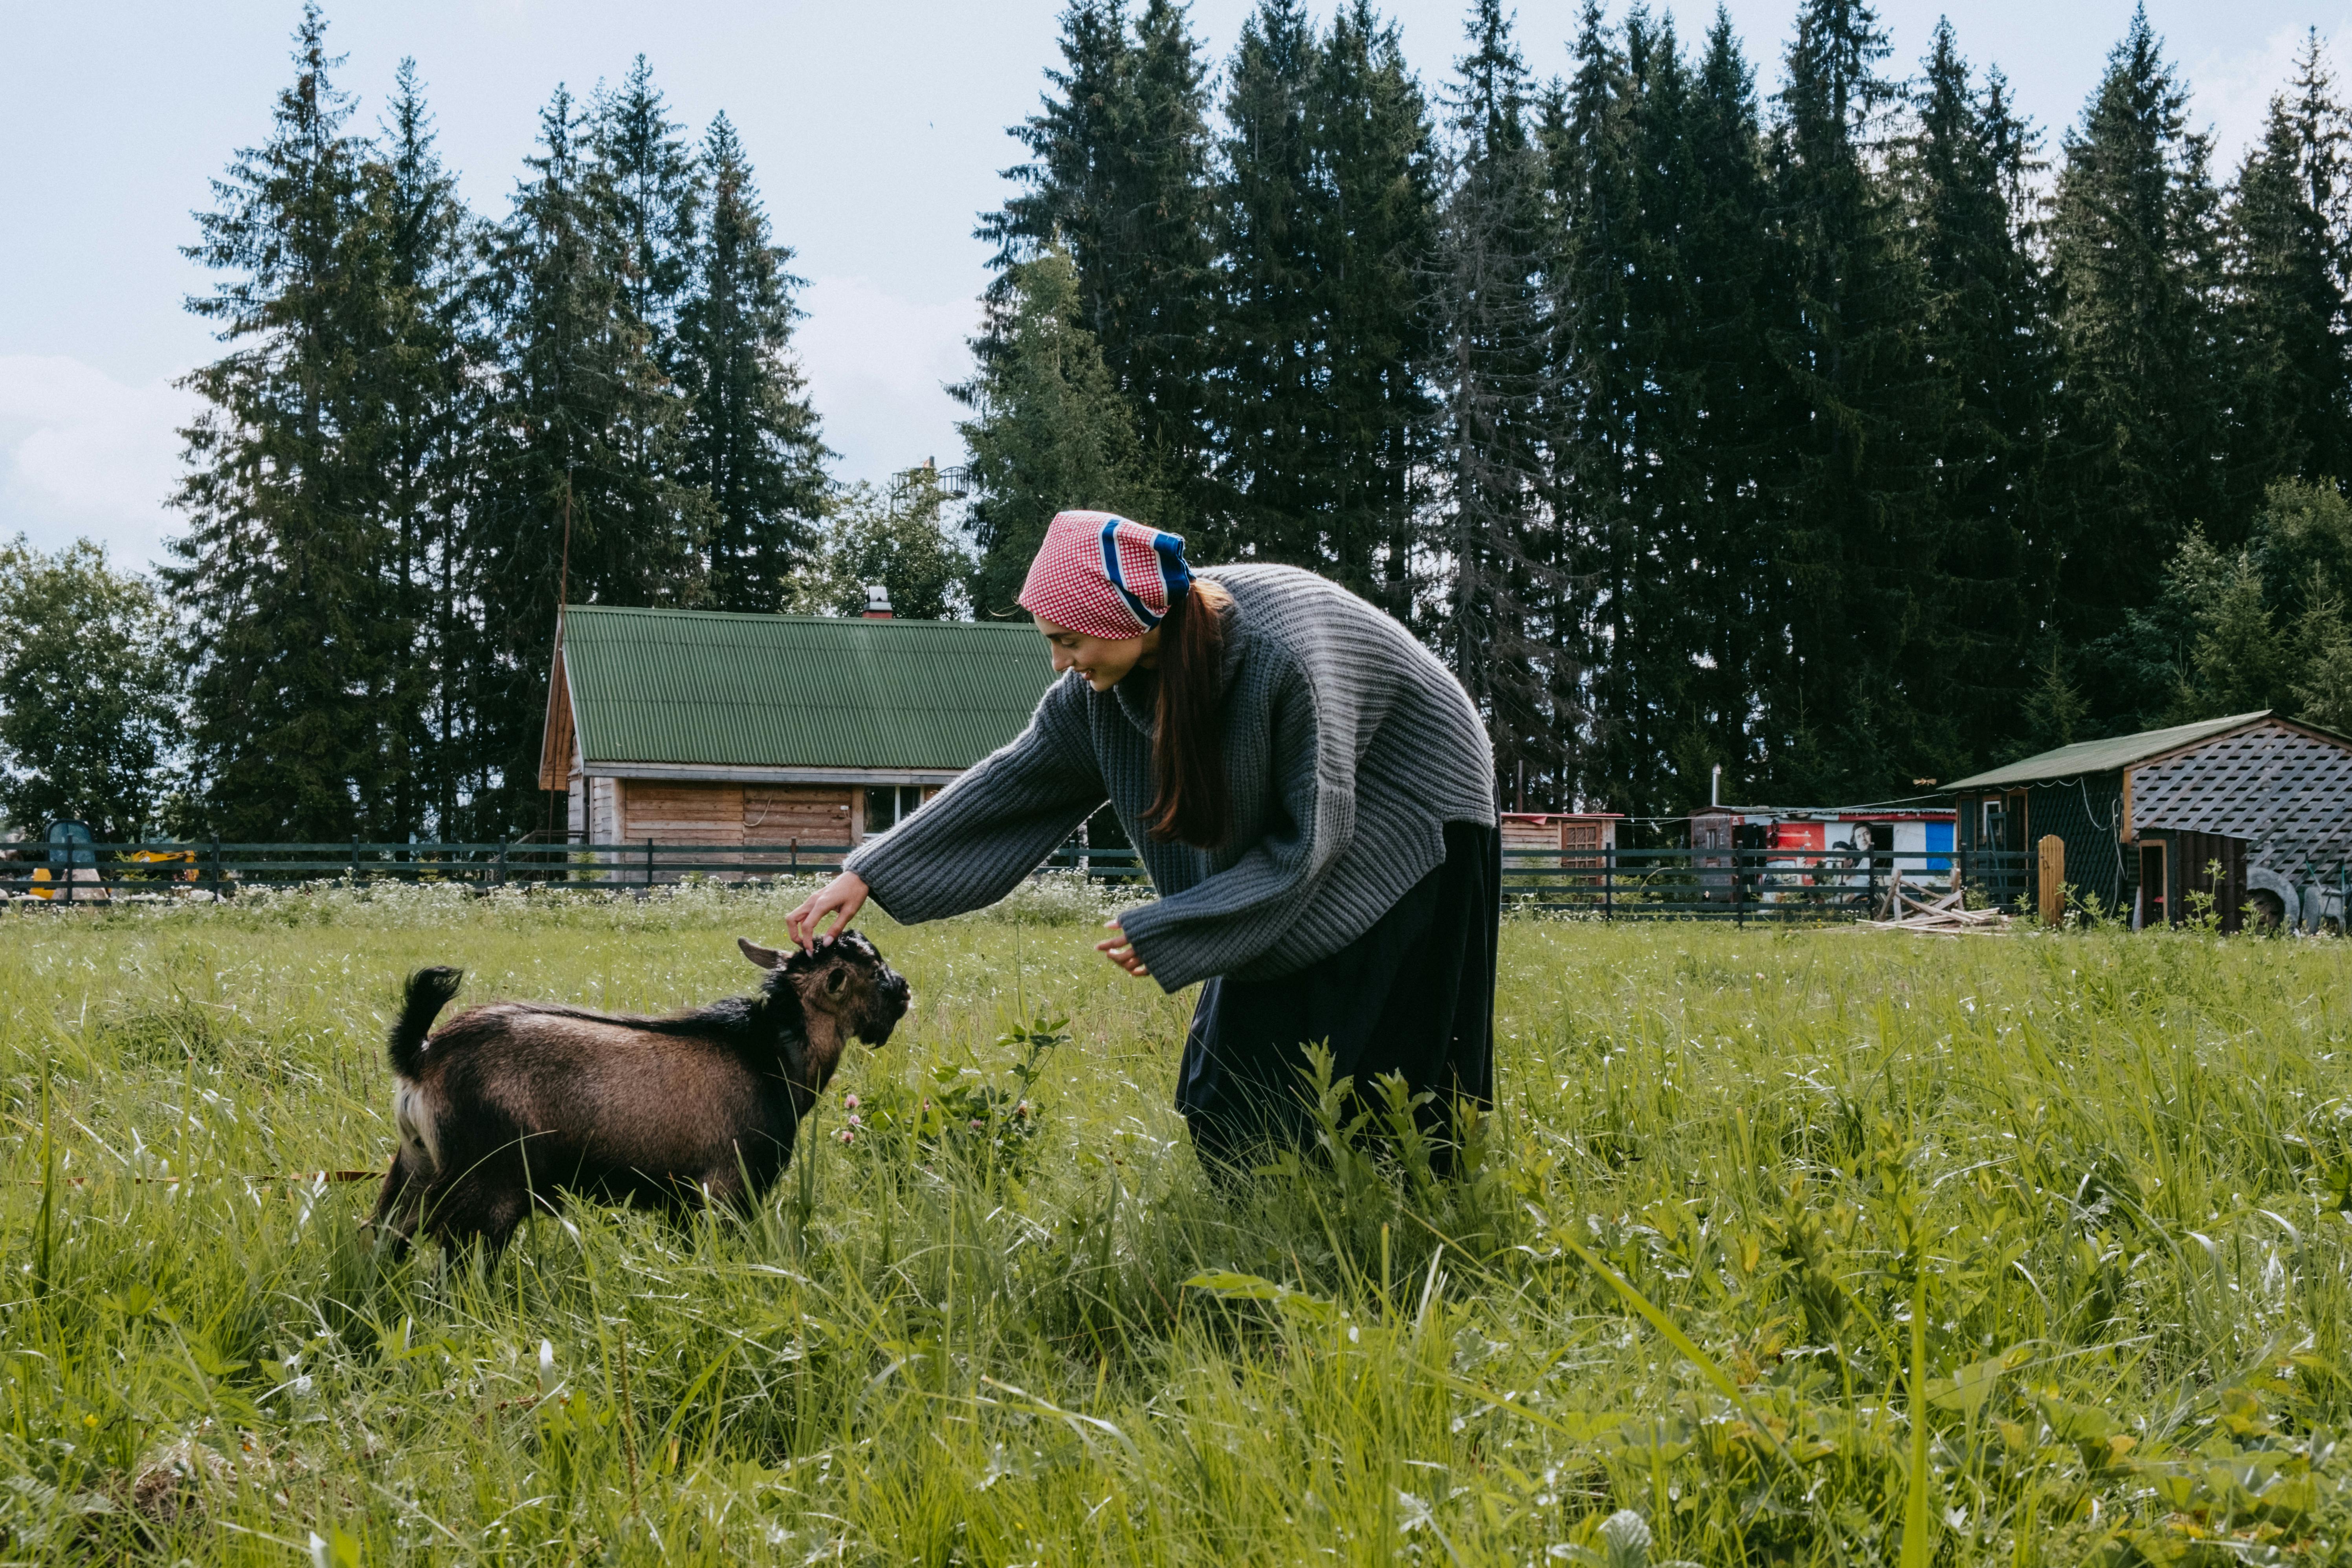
1035, 616, 1159, 692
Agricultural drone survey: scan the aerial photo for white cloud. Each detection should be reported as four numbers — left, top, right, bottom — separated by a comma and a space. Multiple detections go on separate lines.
2191, 16, 2352, 172
793, 276, 979, 488
0, 356, 196, 568
0, 283, 985, 571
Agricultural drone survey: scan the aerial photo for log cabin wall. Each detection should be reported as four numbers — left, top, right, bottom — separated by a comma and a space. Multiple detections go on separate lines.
618, 781, 746, 846
742, 785, 857, 845
596, 780, 863, 849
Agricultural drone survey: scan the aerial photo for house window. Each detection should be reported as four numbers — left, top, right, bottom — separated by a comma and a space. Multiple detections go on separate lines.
865, 785, 926, 836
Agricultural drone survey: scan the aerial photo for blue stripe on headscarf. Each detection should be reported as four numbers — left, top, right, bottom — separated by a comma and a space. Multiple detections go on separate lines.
1097, 516, 1192, 631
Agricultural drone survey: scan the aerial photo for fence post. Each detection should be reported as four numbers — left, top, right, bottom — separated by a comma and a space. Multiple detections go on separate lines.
350, 836, 360, 884
645, 836, 655, 890
496, 836, 508, 890
211, 834, 223, 901
2038, 834, 2066, 926
1736, 847, 1746, 930
1603, 847, 1614, 920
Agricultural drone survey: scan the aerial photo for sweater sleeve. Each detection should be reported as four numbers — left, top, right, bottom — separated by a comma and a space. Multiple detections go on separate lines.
842, 675, 1107, 924
1116, 662, 1357, 991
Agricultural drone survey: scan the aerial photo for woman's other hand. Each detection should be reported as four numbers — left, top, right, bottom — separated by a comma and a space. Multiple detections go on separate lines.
786, 871, 870, 950
1097, 917, 1150, 978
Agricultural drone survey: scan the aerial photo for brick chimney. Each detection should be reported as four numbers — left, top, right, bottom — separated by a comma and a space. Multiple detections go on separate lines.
862, 583, 893, 619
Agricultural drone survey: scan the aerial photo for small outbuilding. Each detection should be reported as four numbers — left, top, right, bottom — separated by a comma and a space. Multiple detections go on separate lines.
1499, 811, 1622, 866
1943, 710, 2352, 931
539, 604, 1057, 853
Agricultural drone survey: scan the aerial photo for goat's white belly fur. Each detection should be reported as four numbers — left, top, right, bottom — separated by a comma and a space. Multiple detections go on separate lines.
392, 1080, 441, 1172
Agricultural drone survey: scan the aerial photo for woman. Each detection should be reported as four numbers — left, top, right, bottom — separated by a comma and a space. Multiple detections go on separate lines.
784, 511, 1499, 1171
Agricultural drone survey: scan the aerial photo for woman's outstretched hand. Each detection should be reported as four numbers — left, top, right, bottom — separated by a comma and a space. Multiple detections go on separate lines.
1097, 917, 1150, 979
786, 871, 870, 950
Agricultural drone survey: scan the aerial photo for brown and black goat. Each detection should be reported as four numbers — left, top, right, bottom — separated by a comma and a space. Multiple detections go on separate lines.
369, 932, 910, 1258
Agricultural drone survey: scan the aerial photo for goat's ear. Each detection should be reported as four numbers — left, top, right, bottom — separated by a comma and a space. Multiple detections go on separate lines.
826, 966, 849, 994
738, 936, 787, 970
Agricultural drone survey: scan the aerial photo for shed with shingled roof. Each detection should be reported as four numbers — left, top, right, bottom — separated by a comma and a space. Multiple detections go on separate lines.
538, 605, 1057, 851
1944, 711, 2352, 930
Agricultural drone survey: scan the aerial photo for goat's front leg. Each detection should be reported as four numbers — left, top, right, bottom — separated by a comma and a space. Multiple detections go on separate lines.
422, 1174, 531, 1266
366, 1153, 423, 1256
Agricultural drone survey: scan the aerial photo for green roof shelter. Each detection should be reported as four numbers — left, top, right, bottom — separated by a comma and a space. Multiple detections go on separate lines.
539, 603, 1057, 850
1945, 711, 2352, 931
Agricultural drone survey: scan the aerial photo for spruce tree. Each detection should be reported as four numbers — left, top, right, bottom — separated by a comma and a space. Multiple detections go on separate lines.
977, 0, 1216, 541
2248, 475, 2352, 726
2020, 648, 2090, 754
677, 113, 831, 612
367, 59, 481, 837
168, 3, 398, 839
2251, 475, 2352, 628
1666, 9, 1781, 809
2050, 6, 2231, 721
1903, 22, 2054, 778
1434, 0, 1569, 809
1213, 0, 1322, 566
1545, 2, 1653, 813
2122, 478, 2352, 724
591, 58, 710, 568
981, 0, 1132, 287
1311, 1, 1439, 614
1762, 0, 1938, 801
2225, 33, 2352, 493
960, 246, 1165, 617
595, 58, 700, 347
473, 84, 705, 831
1119, 0, 1220, 537
2291, 594, 2352, 727
2178, 552, 2288, 716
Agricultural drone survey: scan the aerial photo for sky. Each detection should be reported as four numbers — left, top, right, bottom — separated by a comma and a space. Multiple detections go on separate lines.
3, 0, 2348, 572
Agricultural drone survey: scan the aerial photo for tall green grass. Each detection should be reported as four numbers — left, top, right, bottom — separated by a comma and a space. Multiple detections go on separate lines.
3, 880, 2349, 1564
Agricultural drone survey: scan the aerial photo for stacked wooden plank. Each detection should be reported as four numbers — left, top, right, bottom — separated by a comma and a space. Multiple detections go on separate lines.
1862, 870, 2012, 935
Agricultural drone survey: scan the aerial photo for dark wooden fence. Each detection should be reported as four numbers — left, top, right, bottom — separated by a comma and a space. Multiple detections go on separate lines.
7, 838, 2034, 923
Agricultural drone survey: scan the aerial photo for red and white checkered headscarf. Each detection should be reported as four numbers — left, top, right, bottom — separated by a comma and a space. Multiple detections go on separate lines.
1017, 511, 1195, 640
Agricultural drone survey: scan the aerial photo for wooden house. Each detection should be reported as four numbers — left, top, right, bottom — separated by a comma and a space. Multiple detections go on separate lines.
1944, 711, 2352, 930
539, 605, 1058, 853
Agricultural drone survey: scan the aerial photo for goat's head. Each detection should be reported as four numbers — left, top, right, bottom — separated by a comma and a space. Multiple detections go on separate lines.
738, 931, 911, 1047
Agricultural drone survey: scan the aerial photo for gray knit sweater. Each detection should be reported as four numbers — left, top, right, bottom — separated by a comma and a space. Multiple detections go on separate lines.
842, 564, 1497, 991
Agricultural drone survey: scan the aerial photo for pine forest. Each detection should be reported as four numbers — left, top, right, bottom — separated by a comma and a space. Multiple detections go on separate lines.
31, 0, 2352, 841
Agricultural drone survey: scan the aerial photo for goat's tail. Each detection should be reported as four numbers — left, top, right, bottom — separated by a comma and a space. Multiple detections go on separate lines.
389, 966, 464, 1078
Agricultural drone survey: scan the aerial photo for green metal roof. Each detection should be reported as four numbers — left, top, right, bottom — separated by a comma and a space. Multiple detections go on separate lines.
1945, 711, 2272, 791
558, 605, 1057, 770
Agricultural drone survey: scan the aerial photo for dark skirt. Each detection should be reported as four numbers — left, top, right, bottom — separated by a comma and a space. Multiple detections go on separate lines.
1176, 819, 1500, 1172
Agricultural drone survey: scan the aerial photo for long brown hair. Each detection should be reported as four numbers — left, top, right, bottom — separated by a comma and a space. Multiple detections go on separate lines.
1143, 578, 1233, 847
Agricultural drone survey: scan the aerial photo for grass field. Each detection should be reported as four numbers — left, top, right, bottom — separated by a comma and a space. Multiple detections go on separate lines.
3, 880, 2350, 1566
